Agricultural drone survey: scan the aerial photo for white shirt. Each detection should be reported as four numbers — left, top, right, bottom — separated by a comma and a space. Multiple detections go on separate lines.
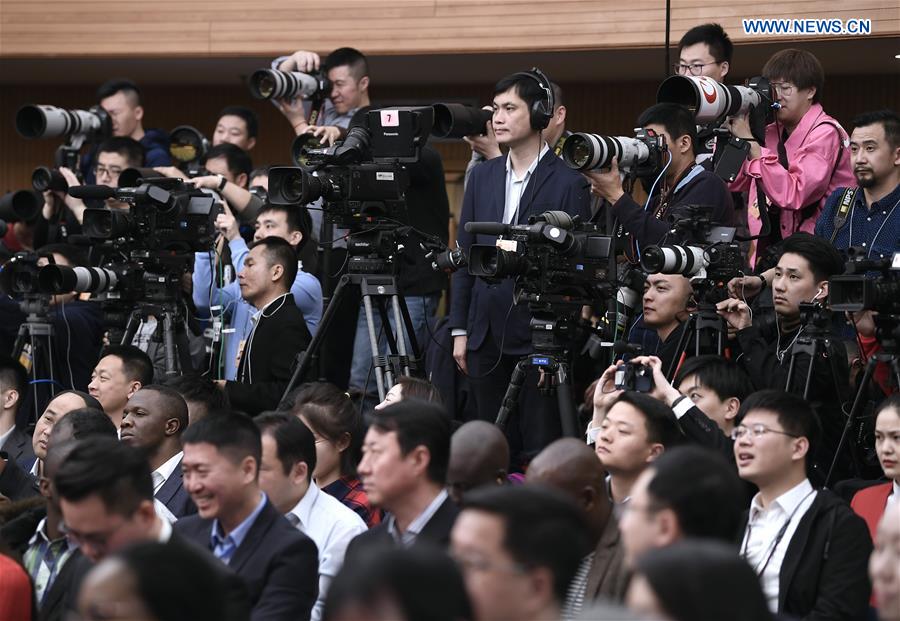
286, 482, 367, 621
888, 481, 900, 509
503, 143, 549, 224
741, 479, 817, 612
152, 451, 184, 494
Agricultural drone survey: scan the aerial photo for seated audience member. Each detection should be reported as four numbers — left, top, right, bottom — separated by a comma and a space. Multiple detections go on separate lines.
627, 539, 774, 621
871, 503, 900, 621
214, 105, 259, 151
374, 376, 444, 411
28, 390, 104, 477
323, 545, 473, 621
451, 485, 592, 621
592, 391, 682, 505
728, 49, 853, 265
346, 401, 456, 557
88, 345, 153, 429
47, 407, 117, 447
165, 373, 231, 425
734, 390, 872, 618
55, 437, 251, 620
194, 203, 322, 381
852, 395, 900, 540
120, 385, 195, 520
217, 237, 312, 415
256, 412, 367, 621
527, 438, 630, 608
176, 412, 318, 619
446, 421, 510, 505
584, 102, 733, 247
619, 446, 744, 568
627, 274, 695, 376
78, 541, 228, 621
292, 382, 380, 527
0, 357, 33, 465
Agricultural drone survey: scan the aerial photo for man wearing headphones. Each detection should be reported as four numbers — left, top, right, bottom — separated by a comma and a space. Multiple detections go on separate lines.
449, 69, 591, 469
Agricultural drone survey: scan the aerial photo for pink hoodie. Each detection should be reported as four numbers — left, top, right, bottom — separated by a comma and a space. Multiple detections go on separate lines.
730, 103, 854, 264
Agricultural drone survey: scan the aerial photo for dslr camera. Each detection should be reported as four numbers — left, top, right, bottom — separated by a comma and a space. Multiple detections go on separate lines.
614, 362, 655, 392
562, 128, 667, 177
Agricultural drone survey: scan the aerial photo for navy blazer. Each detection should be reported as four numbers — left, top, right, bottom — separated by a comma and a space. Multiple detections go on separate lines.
175, 498, 319, 621
449, 151, 591, 355
5, 426, 35, 469
155, 456, 196, 519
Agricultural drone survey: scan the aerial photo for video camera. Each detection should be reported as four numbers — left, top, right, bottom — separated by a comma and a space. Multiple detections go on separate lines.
829, 249, 900, 314
562, 128, 667, 177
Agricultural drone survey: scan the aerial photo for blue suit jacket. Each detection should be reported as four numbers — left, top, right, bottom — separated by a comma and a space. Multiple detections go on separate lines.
155, 457, 197, 519
449, 150, 591, 355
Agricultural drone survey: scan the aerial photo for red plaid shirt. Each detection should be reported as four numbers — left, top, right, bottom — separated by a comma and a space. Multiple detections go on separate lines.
322, 475, 382, 528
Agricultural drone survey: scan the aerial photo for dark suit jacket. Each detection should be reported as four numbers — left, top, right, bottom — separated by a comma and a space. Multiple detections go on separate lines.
448, 150, 591, 355
344, 496, 459, 563
738, 489, 871, 620
175, 498, 318, 621
39, 547, 83, 621
226, 294, 311, 415
0, 451, 39, 501
584, 512, 630, 604
155, 456, 196, 519
5, 426, 35, 469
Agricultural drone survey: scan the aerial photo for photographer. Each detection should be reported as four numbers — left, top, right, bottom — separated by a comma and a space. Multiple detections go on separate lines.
81, 79, 171, 184
585, 103, 733, 247
627, 273, 695, 374
449, 69, 591, 467
728, 49, 854, 266
212, 105, 258, 152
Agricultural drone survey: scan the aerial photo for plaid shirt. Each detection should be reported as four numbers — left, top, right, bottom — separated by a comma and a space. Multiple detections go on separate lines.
322, 476, 382, 528
23, 518, 76, 603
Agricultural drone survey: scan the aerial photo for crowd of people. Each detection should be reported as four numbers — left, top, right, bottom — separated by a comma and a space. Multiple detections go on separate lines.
0, 20, 898, 621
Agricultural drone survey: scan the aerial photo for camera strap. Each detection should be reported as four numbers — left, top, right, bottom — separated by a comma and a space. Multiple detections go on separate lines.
829, 187, 859, 243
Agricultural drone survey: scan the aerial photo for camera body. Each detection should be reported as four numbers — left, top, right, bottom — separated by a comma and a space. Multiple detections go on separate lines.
614, 362, 655, 392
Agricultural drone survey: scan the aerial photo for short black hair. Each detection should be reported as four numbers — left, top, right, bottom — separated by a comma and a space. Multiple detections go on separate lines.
202, 143, 253, 182
257, 203, 311, 246
182, 412, 261, 473
762, 49, 825, 104
249, 236, 299, 289
875, 394, 900, 424
136, 385, 189, 434
97, 78, 142, 106
292, 382, 362, 478
0, 356, 27, 397
50, 407, 117, 443
674, 355, 754, 403
646, 446, 745, 542
97, 137, 145, 168
678, 23, 733, 63
735, 389, 822, 459
250, 166, 270, 180
612, 392, 682, 448
98, 345, 154, 386
323, 47, 369, 81
218, 105, 259, 139
370, 401, 451, 485
779, 232, 846, 283
36, 243, 89, 269
394, 376, 443, 406
462, 485, 591, 605
635, 539, 774, 621
55, 437, 154, 515
638, 103, 698, 156
256, 411, 317, 481
111, 542, 227, 621
164, 374, 230, 420
493, 71, 549, 119
852, 109, 900, 151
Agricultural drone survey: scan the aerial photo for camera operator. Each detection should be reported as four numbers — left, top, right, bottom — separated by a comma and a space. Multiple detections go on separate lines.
728, 49, 854, 266
212, 105, 258, 152
81, 79, 171, 184
449, 69, 591, 467
627, 273, 695, 374
585, 103, 733, 247
716, 233, 850, 477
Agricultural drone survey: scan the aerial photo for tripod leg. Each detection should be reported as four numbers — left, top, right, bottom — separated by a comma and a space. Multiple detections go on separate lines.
160, 312, 177, 377
496, 359, 529, 430
121, 312, 142, 347
554, 363, 579, 438
666, 315, 694, 380
802, 341, 818, 401
362, 294, 387, 401
389, 295, 411, 377
825, 356, 877, 488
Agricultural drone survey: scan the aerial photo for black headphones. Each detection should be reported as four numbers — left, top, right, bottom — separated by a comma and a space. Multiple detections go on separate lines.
510, 67, 554, 131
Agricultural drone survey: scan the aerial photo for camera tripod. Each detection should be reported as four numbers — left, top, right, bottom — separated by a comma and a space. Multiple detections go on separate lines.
11, 295, 58, 423
495, 309, 581, 440
665, 303, 730, 380
120, 301, 194, 377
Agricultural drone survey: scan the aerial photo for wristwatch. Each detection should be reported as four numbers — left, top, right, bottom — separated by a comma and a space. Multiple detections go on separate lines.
757, 274, 768, 290
217, 174, 228, 192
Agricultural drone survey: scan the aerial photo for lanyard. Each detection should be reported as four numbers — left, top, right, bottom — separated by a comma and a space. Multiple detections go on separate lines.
741, 489, 816, 577
847, 194, 900, 258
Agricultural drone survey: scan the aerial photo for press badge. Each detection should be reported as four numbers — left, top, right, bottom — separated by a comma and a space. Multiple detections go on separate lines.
235, 339, 247, 370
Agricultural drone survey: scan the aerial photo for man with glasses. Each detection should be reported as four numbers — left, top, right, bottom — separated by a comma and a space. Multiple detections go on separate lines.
674, 23, 731, 82
734, 390, 871, 620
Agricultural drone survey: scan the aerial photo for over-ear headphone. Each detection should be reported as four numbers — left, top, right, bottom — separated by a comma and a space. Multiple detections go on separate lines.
510, 67, 554, 131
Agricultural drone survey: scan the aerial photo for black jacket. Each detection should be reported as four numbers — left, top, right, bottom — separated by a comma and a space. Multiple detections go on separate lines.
738, 489, 872, 620
0, 451, 39, 501
154, 456, 196, 519
4, 426, 35, 469
225, 293, 312, 415
175, 498, 318, 621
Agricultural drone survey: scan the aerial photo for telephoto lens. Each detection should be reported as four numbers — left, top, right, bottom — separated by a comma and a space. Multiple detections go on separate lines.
562, 134, 651, 172
31, 167, 68, 193
38, 264, 118, 294
0, 190, 42, 223
249, 70, 330, 100
431, 104, 492, 139
640, 245, 707, 277
657, 75, 774, 125
268, 167, 326, 206
169, 126, 209, 165
15, 104, 110, 139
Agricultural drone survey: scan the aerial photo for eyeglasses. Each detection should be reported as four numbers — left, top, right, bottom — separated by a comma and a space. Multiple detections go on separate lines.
770, 82, 796, 96
452, 552, 526, 575
94, 165, 123, 179
60, 518, 129, 552
731, 424, 801, 441
672, 62, 722, 76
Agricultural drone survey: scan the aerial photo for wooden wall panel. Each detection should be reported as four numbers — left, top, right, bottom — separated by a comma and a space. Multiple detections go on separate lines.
1, 0, 896, 57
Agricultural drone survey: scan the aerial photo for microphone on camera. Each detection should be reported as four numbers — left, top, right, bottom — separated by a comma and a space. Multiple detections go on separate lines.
68, 185, 118, 200
464, 221, 509, 236
612, 341, 643, 356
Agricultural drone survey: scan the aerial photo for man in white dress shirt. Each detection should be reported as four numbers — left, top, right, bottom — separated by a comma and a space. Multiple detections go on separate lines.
256, 411, 366, 621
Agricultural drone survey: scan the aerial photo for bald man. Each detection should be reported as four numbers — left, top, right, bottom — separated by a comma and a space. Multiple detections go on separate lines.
446, 421, 510, 504
527, 438, 630, 612
120, 385, 195, 519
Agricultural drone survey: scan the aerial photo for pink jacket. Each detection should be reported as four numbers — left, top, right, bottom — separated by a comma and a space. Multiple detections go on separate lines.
730, 103, 854, 263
